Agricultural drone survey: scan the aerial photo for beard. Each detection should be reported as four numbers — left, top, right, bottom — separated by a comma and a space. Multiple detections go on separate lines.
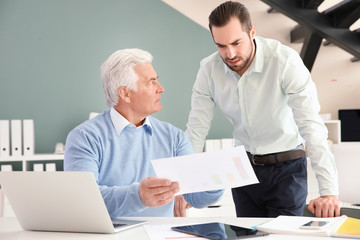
222, 44, 254, 75
224, 57, 250, 73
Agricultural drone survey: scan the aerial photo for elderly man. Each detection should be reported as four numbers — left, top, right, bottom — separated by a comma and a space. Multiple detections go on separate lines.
64, 48, 223, 218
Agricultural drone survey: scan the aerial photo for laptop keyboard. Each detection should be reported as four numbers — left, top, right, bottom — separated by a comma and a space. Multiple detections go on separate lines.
113, 223, 127, 228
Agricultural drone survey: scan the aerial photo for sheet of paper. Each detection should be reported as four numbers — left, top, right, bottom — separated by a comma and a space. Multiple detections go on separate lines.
144, 223, 207, 240
257, 215, 347, 236
151, 146, 258, 195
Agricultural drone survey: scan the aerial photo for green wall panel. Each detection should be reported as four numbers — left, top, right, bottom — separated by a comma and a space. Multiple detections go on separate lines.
0, 0, 232, 153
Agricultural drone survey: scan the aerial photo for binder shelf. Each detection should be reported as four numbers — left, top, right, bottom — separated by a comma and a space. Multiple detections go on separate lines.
0, 154, 64, 172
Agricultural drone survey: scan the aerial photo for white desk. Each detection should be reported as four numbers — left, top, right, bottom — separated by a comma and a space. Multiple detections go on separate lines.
0, 217, 353, 240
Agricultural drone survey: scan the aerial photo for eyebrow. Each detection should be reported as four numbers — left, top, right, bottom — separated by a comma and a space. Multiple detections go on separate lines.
215, 38, 241, 47
149, 75, 159, 81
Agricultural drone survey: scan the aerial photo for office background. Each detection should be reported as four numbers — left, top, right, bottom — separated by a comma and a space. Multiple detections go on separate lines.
0, 0, 359, 153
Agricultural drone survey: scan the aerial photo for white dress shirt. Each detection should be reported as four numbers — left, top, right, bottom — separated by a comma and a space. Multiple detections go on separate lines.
185, 36, 338, 196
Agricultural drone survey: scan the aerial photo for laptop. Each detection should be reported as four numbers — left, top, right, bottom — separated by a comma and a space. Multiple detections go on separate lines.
0, 171, 147, 233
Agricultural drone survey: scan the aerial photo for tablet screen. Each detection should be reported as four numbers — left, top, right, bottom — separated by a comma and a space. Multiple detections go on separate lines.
171, 222, 269, 240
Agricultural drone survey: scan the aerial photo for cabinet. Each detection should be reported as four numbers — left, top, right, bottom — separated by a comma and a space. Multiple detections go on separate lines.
0, 154, 65, 217
0, 154, 64, 172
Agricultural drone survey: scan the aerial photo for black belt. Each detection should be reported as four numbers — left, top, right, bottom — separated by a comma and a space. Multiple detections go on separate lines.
247, 149, 305, 165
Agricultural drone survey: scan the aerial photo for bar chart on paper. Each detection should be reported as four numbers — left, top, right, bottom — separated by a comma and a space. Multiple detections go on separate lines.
151, 146, 259, 195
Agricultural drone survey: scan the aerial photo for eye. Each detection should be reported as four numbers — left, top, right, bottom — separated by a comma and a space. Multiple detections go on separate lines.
216, 44, 225, 49
149, 79, 157, 86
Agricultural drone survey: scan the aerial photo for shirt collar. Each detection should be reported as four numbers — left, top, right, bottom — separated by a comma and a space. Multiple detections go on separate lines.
251, 37, 264, 74
110, 107, 153, 135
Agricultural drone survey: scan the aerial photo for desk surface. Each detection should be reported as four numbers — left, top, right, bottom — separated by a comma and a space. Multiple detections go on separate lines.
0, 217, 354, 240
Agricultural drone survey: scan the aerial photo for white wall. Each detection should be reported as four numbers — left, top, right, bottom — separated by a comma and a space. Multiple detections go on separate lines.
162, 0, 360, 120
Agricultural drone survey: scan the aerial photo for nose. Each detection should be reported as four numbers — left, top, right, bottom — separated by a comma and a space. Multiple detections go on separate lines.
226, 46, 236, 59
156, 81, 164, 94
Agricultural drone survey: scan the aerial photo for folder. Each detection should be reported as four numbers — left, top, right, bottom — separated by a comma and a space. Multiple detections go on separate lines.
0, 189, 3, 217
45, 163, 57, 172
221, 138, 235, 150
256, 215, 347, 236
332, 217, 360, 238
23, 119, 35, 156
0, 164, 13, 172
33, 163, 44, 172
10, 120, 22, 156
0, 120, 10, 157
89, 112, 99, 119
205, 139, 221, 152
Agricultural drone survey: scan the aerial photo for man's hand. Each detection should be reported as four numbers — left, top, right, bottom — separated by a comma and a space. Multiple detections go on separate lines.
174, 195, 192, 217
139, 177, 179, 207
308, 195, 341, 218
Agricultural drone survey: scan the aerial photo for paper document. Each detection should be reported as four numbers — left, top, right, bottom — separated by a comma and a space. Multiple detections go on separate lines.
151, 146, 258, 195
257, 215, 347, 237
332, 217, 360, 238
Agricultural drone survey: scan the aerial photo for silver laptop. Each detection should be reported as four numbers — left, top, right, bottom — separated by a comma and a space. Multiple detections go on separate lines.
0, 171, 147, 233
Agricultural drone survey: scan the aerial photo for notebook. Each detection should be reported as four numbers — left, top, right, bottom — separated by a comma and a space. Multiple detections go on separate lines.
0, 171, 147, 233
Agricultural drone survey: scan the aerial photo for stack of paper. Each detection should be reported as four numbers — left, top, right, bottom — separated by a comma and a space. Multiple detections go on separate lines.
257, 215, 360, 238
332, 217, 360, 238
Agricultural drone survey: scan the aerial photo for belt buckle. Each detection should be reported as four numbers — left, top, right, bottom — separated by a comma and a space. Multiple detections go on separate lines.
251, 154, 264, 166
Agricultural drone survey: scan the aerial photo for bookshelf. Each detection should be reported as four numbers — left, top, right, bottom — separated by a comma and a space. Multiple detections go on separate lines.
0, 154, 64, 172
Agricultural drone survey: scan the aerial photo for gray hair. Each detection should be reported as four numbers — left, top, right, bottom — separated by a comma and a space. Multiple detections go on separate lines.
100, 48, 153, 107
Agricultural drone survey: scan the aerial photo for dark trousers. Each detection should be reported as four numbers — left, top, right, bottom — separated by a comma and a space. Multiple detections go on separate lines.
232, 155, 307, 217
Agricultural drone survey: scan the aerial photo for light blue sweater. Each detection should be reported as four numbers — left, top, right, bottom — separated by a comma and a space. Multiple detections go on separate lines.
64, 108, 223, 218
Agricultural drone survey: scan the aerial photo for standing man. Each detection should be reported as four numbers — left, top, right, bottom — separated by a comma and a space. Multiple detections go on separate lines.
64, 48, 223, 218
185, 1, 341, 218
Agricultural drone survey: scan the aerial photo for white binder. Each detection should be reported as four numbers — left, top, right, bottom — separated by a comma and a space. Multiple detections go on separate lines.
10, 120, 22, 156
204, 139, 222, 152
33, 163, 44, 172
221, 138, 235, 150
0, 165, 13, 172
45, 163, 57, 172
0, 120, 10, 157
23, 119, 35, 156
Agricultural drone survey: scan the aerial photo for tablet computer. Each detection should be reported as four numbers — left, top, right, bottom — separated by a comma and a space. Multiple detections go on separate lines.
171, 222, 269, 240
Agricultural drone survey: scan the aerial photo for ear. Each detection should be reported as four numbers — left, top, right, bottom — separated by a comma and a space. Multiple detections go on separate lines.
118, 86, 131, 103
250, 25, 256, 40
